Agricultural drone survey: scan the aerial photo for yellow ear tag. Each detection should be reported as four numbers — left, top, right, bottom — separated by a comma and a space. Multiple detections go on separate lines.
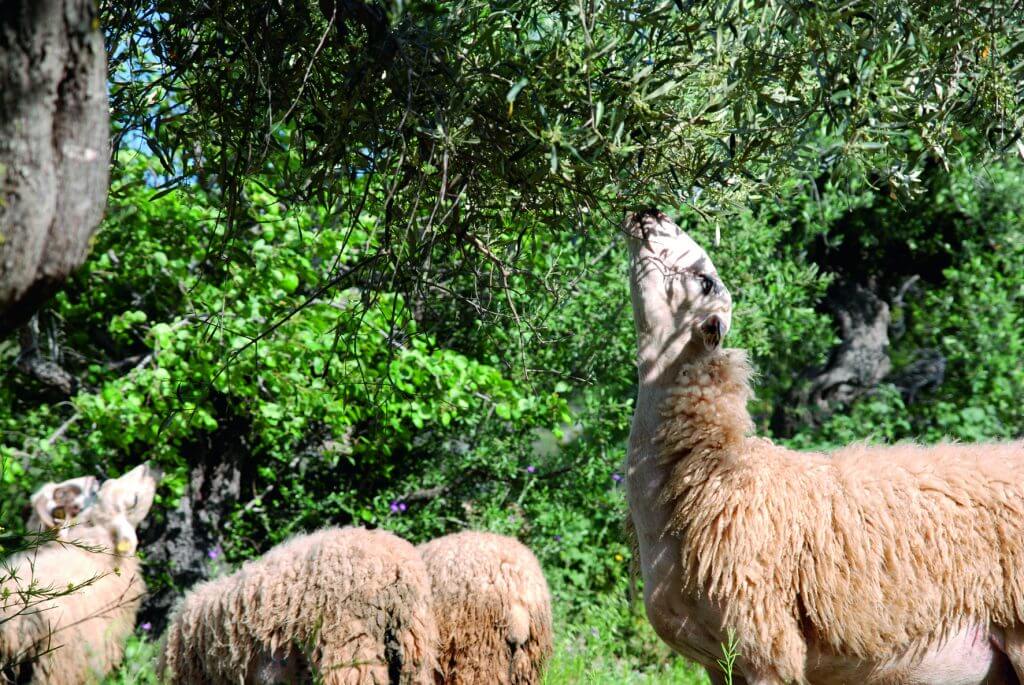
115, 540, 132, 554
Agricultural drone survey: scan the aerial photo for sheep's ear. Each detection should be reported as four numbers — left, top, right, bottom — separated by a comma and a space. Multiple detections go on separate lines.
27, 484, 57, 530
54, 476, 100, 517
100, 463, 159, 526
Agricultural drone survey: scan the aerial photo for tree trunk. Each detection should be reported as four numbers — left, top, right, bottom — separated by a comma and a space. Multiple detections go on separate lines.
0, 0, 109, 335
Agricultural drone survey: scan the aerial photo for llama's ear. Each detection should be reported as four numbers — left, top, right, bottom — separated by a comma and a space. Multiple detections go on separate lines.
27, 476, 102, 530
53, 476, 99, 518
624, 209, 714, 275
623, 209, 681, 241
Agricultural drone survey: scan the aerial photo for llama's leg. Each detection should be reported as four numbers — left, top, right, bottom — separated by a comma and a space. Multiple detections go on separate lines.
743, 676, 787, 685
705, 666, 751, 685
705, 668, 725, 685
1002, 625, 1024, 681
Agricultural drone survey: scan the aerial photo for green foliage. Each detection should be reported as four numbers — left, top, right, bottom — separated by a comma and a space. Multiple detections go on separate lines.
3, 154, 567, 552
2, 1, 1023, 679
102, 0, 1024, 344
716, 630, 739, 685
6, 150, 1024, 679
544, 608, 708, 684
102, 633, 160, 685
782, 157, 1024, 449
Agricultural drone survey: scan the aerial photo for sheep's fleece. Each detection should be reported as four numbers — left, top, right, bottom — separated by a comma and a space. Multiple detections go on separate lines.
0, 525, 145, 685
159, 526, 439, 684
658, 346, 1024, 680
419, 531, 553, 684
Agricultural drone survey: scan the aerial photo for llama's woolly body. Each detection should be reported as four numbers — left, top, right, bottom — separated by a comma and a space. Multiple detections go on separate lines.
658, 348, 1024, 681
419, 531, 553, 684
159, 526, 439, 685
0, 527, 145, 685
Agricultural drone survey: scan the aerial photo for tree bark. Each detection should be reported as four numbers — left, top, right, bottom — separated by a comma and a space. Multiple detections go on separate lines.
0, 0, 109, 335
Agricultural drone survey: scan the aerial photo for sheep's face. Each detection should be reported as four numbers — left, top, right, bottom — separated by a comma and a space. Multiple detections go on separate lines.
625, 210, 732, 380
86, 464, 160, 556
27, 475, 100, 535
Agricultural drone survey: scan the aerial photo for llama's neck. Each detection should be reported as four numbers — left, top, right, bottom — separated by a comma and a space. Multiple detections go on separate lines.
626, 348, 755, 555
653, 347, 755, 466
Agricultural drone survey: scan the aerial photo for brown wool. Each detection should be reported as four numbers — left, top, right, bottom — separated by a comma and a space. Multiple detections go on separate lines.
159, 527, 439, 685
419, 531, 553, 684
655, 347, 1024, 681
0, 525, 146, 685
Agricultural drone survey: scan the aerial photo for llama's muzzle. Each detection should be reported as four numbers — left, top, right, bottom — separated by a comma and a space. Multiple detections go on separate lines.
700, 315, 725, 349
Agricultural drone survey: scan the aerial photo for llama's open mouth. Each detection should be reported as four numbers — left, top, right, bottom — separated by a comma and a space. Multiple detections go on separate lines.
700, 315, 725, 349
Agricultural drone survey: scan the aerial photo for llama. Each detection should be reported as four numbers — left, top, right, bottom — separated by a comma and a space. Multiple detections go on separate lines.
624, 209, 1024, 684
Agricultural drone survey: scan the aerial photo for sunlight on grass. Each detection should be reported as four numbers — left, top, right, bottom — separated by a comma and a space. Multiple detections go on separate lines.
542, 614, 711, 685
544, 647, 708, 685
103, 634, 159, 684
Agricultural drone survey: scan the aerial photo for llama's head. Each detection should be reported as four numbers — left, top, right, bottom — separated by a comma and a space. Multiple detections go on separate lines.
624, 209, 732, 385
82, 464, 160, 556
27, 475, 101, 536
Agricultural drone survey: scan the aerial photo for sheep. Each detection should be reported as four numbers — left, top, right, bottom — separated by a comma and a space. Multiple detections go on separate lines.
418, 531, 553, 684
159, 526, 440, 685
623, 209, 1024, 684
1, 464, 158, 685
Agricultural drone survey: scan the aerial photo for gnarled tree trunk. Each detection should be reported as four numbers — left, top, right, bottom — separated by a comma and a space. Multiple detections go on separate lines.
0, 0, 109, 335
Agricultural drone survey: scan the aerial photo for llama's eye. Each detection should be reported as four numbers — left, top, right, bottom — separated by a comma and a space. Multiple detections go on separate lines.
700, 275, 715, 295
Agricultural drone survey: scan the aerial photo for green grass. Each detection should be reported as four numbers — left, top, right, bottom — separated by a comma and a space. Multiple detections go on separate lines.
103, 634, 160, 684
543, 638, 709, 684
106, 608, 719, 684
541, 599, 712, 685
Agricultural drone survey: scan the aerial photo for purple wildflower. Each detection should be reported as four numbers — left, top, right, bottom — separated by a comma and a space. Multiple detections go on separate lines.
140, 622, 152, 632
207, 546, 220, 560
389, 501, 400, 513
553, 535, 562, 542
398, 502, 407, 512
526, 465, 536, 474
612, 473, 623, 483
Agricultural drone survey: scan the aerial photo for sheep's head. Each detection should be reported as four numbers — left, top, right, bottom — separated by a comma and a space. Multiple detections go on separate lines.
83, 464, 160, 556
625, 209, 732, 384
27, 475, 101, 536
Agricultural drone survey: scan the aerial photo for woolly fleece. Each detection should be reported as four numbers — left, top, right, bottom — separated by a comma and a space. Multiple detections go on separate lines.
159, 526, 439, 685
657, 347, 1024, 681
0, 525, 145, 685
419, 531, 553, 684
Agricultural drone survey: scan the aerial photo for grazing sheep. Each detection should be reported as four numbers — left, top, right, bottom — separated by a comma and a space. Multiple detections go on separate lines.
624, 209, 1024, 684
418, 531, 553, 684
1, 464, 158, 685
159, 527, 439, 685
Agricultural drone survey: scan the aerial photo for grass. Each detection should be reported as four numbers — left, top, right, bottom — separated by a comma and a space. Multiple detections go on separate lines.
103, 633, 160, 684
543, 639, 709, 684
105, 604, 723, 684
540, 599, 713, 685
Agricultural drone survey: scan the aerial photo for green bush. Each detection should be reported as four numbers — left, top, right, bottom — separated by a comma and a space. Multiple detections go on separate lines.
5, 153, 1024, 681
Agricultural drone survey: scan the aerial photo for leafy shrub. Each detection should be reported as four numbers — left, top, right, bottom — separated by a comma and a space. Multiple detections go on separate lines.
4, 153, 1024, 680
